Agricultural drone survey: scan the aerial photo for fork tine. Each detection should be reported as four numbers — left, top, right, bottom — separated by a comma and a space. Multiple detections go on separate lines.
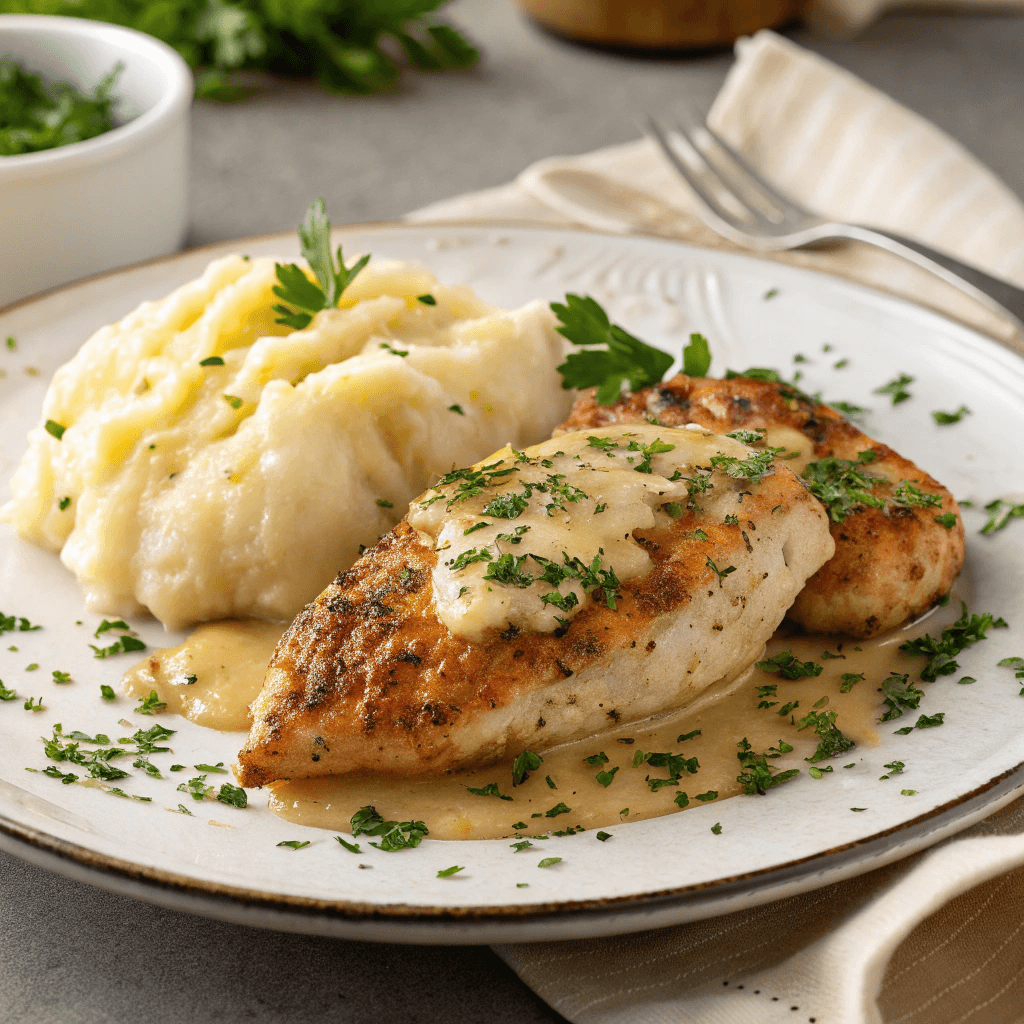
680, 108, 812, 220
644, 115, 767, 240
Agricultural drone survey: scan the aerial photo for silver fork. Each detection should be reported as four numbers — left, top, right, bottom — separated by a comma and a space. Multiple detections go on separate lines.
644, 110, 1024, 333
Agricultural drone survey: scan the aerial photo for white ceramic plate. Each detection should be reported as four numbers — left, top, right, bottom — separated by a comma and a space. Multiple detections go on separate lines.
1, 224, 1023, 945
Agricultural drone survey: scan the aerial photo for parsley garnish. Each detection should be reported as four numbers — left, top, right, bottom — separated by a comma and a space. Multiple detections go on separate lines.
350, 806, 428, 851
277, 840, 310, 850
90, 635, 146, 659
682, 333, 712, 377
677, 730, 701, 742
981, 499, 1024, 535
448, 404, 464, 415
483, 552, 534, 588
0, 614, 41, 635
44, 419, 67, 441
756, 651, 823, 679
217, 784, 247, 808
915, 712, 945, 729
595, 767, 619, 787
674, 792, 689, 807
880, 760, 905, 780
596, 831, 612, 841
544, 802, 571, 818
892, 481, 942, 509
481, 492, 529, 519
840, 672, 865, 693
375, 498, 394, 508
878, 672, 924, 722
874, 373, 914, 404
899, 602, 1006, 681
583, 752, 609, 767
223, 394, 244, 410
706, 557, 736, 585
199, 356, 225, 366
99, 685, 116, 701
417, 294, 437, 305
58, 497, 71, 511
709, 449, 777, 481
801, 455, 885, 522
628, 437, 676, 474
512, 750, 543, 786
272, 199, 369, 330
798, 709, 854, 762
0, 681, 17, 702
735, 738, 800, 794
538, 857, 562, 868
711, 823, 723, 834
932, 405, 970, 425
725, 429, 765, 444
694, 791, 718, 802
195, 762, 228, 773
550, 294, 674, 404
830, 401, 868, 419
466, 782, 513, 801
178, 775, 214, 801
23, 696, 44, 712
935, 513, 957, 530
437, 865, 464, 878
52, 670, 71, 684
336, 836, 361, 853
134, 690, 166, 715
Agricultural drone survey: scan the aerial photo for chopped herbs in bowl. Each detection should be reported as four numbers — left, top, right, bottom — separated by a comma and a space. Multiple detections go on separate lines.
0, 58, 121, 156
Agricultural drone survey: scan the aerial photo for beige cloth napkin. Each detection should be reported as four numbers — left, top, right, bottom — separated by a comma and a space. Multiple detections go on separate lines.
408, 30, 1024, 1024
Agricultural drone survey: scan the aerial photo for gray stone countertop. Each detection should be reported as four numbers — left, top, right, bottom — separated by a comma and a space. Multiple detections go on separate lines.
3, 2, 1023, 1021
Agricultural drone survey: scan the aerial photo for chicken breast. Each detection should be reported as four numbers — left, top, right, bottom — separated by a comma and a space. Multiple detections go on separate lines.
557, 374, 964, 637
236, 424, 833, 785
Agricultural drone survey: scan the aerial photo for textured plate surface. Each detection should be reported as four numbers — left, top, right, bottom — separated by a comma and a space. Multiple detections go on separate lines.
1, 223, 1023, 944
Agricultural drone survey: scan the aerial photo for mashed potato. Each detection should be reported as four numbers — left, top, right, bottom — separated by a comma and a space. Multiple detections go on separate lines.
2, 255, 572, 628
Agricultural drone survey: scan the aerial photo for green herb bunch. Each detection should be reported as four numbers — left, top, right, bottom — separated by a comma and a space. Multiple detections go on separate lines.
0, 1, 478, 100
0, 59, 120, 155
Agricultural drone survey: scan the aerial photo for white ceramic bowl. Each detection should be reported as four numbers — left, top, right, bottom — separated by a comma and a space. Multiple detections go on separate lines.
0, 15, 192, 307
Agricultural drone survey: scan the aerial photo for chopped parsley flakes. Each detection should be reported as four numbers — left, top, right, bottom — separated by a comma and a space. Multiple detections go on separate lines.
756, 651, 823, 679
874, 373, 914, 404
350, 805, 428, 851
981, 499, 1024, 535
801, 454, 884, 523
899, 602, 1006, 681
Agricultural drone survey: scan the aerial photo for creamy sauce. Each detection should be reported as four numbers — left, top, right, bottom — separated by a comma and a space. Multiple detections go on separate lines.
269, 595, 965, 840
407, 424, 763, 640
121, 620, 285, 731
123, 585, 965, 840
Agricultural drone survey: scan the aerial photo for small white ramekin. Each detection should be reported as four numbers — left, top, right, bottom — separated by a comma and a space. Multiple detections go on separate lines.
0, 15, 192, 307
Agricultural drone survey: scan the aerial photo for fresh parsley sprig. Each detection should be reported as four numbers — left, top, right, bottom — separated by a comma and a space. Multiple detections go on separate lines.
551, 294, 675, 404
272, 200, 370, 330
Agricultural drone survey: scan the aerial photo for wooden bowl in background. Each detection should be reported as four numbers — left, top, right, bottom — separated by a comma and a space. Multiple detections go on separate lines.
514, 0, 798, 49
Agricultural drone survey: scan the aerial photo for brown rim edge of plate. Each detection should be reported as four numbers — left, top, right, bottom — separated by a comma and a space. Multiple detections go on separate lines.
2, 761, 1022, 925
2, 219, 1020, 355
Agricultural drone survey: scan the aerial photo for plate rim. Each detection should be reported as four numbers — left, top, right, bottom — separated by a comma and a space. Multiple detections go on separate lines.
3, 219, 1023, 940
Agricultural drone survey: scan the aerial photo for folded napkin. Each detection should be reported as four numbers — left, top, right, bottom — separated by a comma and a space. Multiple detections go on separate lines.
408, 30, 1024, 1024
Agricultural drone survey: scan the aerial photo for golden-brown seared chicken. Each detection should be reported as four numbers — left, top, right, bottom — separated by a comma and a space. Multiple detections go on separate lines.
236, 425, 833, 785
557, 375, 964, 637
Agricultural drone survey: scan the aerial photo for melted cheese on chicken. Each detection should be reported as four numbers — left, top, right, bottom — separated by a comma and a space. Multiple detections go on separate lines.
408, 425, 766, 640
2, 256, 571, 628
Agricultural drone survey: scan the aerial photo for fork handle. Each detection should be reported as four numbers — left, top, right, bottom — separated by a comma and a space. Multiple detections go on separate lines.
835, 224, 1024, 333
